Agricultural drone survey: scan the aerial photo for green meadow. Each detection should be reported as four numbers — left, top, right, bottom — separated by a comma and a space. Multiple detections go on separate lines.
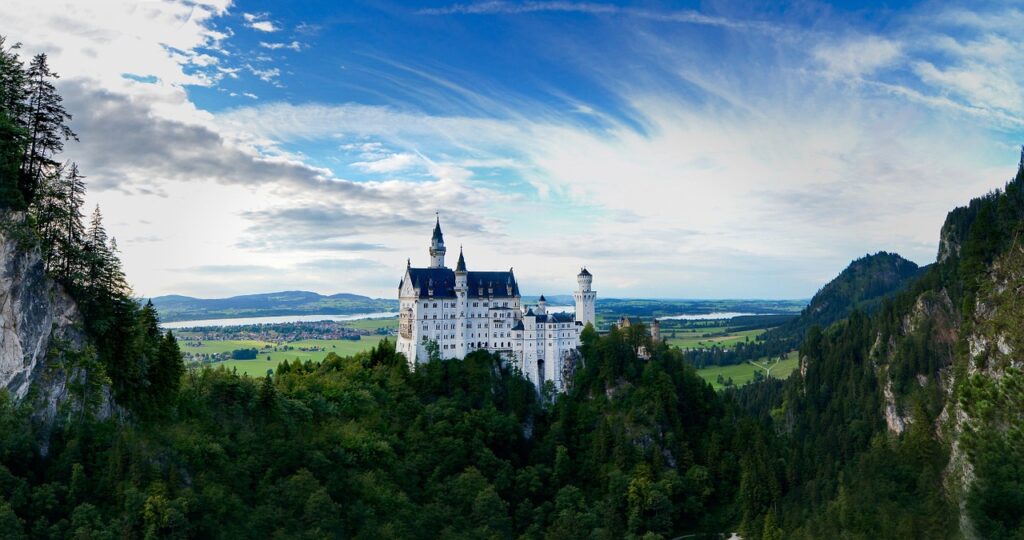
695, 351, 800, 390
182, 335, 388, 377
664, 326, 766, 349
343, 317, 398, 330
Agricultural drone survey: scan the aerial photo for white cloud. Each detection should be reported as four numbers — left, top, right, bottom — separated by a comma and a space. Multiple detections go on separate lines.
260, 41, 303, 51
352, 153, 421, 173
813, 35, 901, 77
2, 0, 1021, 299
243, 12, 280, 32
246, 65, 281, 83
249, 21, 279, 32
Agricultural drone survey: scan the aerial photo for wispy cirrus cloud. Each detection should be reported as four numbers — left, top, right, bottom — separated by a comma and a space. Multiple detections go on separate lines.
259, 41, 303, 51
417, 1, 780, 33
4, 0, 1023, 299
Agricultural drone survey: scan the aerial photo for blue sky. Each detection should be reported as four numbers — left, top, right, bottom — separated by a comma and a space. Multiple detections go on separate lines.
3, 0, 1023, 299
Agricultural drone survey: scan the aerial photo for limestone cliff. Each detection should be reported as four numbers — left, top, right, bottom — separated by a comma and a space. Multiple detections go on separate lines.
0, 212, 107, 426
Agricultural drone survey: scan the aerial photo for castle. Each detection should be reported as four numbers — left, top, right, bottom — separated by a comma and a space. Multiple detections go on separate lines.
396, 217, 596, 391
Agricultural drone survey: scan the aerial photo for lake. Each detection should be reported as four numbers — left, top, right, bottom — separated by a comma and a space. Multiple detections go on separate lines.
161, 306, 578, 329
161, 312, 399, 329
160, 307, 751, 329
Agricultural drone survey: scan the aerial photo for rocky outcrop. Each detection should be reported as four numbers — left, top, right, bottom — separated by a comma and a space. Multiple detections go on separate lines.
0, 213, 105, 425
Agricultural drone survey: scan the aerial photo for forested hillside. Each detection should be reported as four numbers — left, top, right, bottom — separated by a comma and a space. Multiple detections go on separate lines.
764, 251, 923, 343
730, 150, 1024, 538
687, 252, 924, 370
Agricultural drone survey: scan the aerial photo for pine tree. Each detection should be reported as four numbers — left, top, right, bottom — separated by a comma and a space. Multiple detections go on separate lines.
31, 163, 65, 267
57, 162, 86, 280
258, 374, 276, 417
19, 53, 75, 206
0, 37, 27, 209
151, 331, 184, 409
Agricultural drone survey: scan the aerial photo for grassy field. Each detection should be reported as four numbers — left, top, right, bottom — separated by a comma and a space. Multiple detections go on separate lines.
343, 318, 398, 330
696, 351, 800, 390
182, 336, 388, 377
665, 327, 766, 349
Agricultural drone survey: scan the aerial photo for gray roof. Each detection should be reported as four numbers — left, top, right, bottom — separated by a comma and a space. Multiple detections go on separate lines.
455, 249, 466, 272
578, 267, 591, 277
527, 312, 575, 324
402, 267, 519, 299
432, 216, 444, 242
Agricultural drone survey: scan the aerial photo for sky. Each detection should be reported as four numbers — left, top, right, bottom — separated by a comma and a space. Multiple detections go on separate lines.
2, 0, 1023, 300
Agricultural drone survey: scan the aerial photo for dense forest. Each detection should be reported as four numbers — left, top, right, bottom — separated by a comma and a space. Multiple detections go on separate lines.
731, 150, 1024, 538
4, 34, 1024, 539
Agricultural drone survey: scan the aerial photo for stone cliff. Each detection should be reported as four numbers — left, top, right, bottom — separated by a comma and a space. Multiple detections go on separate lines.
0, 213, 107, 427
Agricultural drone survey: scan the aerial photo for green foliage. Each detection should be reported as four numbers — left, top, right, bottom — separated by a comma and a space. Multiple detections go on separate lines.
765, 251, 923, 345
0, 328, 763, 538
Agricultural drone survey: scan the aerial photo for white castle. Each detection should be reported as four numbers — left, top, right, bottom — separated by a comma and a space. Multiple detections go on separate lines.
396, 217, 596, 391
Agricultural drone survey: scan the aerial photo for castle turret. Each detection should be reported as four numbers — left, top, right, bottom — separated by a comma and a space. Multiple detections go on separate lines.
574, 268, 596, 328
537, 294, 547, 315
455, 247, 467, 289
455, 247, 468, 356
429, 214, 446, 268
651, 318, 661, 342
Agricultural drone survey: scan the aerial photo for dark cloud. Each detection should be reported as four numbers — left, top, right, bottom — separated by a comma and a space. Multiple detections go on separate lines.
59, 80, 384, 201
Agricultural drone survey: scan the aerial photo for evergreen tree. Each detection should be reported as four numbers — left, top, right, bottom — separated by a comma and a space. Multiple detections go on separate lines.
0, 37, 27, 209
57, 162, 86, 280
150, 331, 184, 409
19, 53, 75, 206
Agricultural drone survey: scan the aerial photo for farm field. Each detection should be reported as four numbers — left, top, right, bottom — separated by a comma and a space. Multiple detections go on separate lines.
182, 335, 388, 377
343, 317, 398, 330
696, 351, 800, 390
664, 327, 766, 349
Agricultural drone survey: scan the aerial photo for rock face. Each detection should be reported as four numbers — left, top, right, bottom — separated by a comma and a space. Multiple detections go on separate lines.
0, 213, 91, 423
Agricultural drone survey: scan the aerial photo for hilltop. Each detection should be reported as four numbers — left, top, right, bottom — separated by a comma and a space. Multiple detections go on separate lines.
763, 251, 924, 343
150, 290, 398, 322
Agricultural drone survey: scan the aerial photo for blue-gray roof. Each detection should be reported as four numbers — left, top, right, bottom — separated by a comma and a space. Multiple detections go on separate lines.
455, 249, 466, 272
402, 267, 519, 298
432, 217, 444, 242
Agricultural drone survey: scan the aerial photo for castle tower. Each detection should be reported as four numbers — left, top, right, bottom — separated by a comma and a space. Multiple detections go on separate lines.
454, 247, 468, 356
574, 268, 596, 328
651, 318, 661, 342
429, 214, 446, 268
537, 294, 547, 315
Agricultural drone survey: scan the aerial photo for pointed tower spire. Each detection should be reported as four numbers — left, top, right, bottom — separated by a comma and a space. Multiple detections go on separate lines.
432, 212, 443, 242
429, 212, 447, 268
456, 245, 467, 273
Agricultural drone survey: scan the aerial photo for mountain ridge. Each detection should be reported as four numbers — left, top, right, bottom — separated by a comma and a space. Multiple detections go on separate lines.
150, 290, 398, 322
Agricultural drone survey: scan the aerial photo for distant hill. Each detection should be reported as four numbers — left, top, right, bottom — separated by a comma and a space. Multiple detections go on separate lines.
765, 251, 925, 341
150, 290, 398, 322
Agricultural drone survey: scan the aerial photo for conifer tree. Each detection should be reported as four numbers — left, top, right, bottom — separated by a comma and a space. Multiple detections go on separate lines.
19, 53, 75, 206
0, 37, 27, 209
151, 331, 184, 408
57, 162, 86, 280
